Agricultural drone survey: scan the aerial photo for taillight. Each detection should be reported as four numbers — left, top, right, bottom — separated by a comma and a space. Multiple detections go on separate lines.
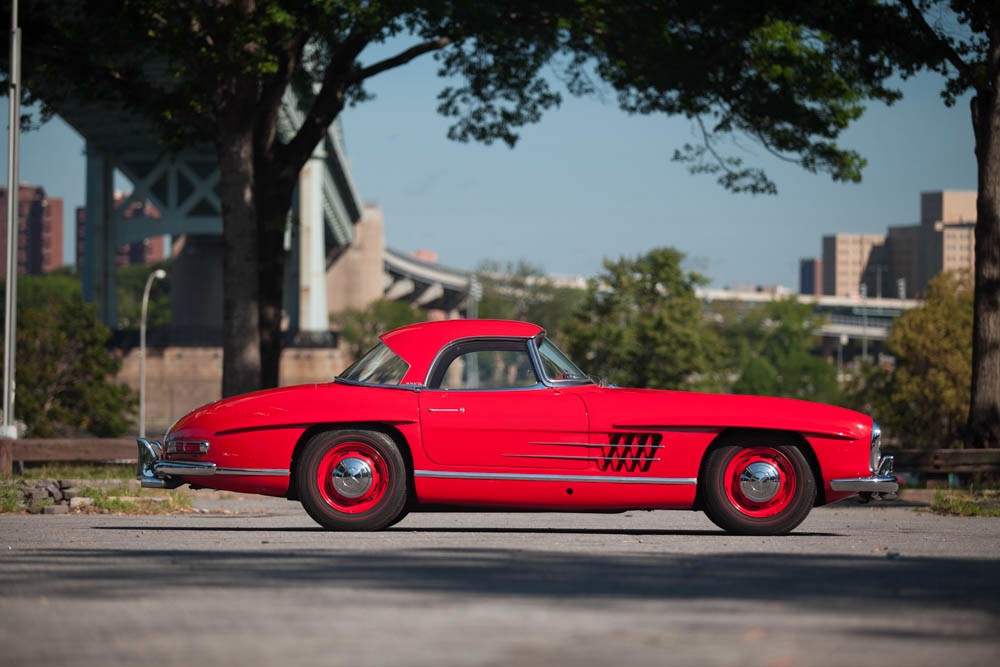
165, 440, 210, 455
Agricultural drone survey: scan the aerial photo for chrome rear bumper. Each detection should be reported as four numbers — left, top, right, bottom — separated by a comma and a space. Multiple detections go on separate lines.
829, 456, 898, 496
137, 437, 216, 489
136, 437, 289, 488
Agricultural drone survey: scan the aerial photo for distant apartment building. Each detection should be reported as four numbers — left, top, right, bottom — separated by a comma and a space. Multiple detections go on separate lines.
75, 193, 167, 268
798, 257, 822, 295
885, 190, 975, 298
822, 233, 886, 297
0, 184, 65, 276
807, 190, 976, 299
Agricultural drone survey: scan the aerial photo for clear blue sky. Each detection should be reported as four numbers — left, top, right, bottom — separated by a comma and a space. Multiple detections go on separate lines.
2, 55, 976, 289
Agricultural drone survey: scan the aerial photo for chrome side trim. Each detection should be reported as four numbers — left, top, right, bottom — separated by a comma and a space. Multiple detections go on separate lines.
153, 462, 289, 477
502, 454, 662, 463
414, 470, 696, 485
214, 467, 290, 476
526, 441, 665, 450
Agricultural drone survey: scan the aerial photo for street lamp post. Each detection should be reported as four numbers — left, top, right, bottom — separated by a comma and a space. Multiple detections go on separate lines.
2, 0, 22, 440
139, 268, 166, 437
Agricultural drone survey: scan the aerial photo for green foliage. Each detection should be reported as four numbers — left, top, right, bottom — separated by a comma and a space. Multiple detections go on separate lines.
728, 298, 840, 404
930, 489, 1000, 518
847, 272, 973, 449
0, 483, 21, 513
76, 484, 193, 514
6, 1, 937, 396
19, 463, 135, 480
1, 276, 137, 437
563, 247, 722, 389
475, 259, 585, 347
334, 299, 425, 360
115, 261, 172, 329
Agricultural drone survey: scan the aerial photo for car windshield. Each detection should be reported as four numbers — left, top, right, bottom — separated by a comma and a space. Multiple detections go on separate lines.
337, 342, 410, 386
536, 338, 592, 384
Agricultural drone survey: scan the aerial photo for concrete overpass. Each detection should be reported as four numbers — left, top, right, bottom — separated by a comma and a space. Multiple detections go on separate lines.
58, 89, 362, 334
696, 288, 922, 342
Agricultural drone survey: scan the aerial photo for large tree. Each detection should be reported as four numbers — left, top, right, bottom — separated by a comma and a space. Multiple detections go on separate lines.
848, 271, 973, 449
563, 247, 721, 389
5, 1, 967, 407
895, 1, 1000, 448
729, 298, 841, 405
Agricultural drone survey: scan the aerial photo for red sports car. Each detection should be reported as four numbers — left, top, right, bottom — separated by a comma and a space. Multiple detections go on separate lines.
137, 319, 896, 535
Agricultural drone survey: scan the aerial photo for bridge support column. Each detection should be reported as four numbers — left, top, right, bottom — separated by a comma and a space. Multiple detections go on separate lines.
83, 147, 117, 327
297, 141, 328, 333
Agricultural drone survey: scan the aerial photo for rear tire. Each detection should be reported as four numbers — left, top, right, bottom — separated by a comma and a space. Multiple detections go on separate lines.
702, 436, 816, 535
297, 429, 408, 531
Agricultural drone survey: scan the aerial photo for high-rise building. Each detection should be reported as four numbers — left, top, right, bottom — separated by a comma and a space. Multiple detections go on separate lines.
798, 257, 823, 295
822, 233, 886, 297
75, 193, 167, 269
886, 190, 976, 298
817, 191, 976, 300
0, 185, 65, 276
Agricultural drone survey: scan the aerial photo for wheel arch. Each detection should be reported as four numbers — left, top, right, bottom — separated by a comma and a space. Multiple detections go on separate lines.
693, 427, 825, 510
285, 422, 415, 502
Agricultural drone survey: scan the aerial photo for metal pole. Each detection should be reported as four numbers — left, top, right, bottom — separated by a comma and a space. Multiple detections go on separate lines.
139, 268, 166, 437
860, 283, 868, 362
2, 0, 21, 439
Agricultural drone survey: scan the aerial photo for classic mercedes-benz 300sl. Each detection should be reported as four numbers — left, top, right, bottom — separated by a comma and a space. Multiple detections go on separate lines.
137, 319, 897, 535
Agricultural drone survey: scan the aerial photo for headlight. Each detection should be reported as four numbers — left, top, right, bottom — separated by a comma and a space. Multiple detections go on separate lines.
870, 420, 882, 473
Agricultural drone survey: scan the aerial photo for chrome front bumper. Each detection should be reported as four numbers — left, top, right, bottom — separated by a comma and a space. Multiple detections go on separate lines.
137, 437, 217, 489
829, 456, 898, 496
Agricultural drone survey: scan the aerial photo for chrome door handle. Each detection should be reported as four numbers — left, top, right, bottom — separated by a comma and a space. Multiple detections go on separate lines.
427, 407, 465, 413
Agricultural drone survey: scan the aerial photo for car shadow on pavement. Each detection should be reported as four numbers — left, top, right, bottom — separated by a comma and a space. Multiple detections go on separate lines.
5, 545, 998, 621
92, 524, 836, 537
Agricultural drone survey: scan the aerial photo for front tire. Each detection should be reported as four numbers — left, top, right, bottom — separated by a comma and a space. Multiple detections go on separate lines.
702, 436, 816, 535
297, 429, 408, 531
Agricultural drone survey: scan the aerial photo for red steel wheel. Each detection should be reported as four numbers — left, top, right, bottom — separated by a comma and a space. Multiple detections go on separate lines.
702, 436, 816, 535
297, 430, 408, 531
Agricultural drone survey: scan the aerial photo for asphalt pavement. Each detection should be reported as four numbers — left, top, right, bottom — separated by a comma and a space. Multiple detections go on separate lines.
1, 493, 998, 666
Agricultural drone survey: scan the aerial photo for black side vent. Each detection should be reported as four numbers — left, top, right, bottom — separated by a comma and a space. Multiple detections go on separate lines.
600, 433, 663, 472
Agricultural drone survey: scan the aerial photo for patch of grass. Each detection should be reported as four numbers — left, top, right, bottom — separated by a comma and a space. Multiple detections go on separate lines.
19, 463, 135, 480
930, 489, 1000, 517
0, 484, 24, 512
76, 484, 193, 514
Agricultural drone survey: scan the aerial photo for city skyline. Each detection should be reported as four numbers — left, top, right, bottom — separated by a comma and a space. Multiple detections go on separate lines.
1, 65, 978, 289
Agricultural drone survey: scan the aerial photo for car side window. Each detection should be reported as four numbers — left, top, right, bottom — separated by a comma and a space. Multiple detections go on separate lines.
431, 340, 539, 389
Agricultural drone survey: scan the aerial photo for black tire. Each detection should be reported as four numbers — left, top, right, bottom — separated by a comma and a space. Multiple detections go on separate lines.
297, 429, 408, 531
702, 436, 816, 535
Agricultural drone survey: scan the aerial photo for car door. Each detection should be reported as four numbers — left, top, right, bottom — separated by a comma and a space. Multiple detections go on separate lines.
418, 338, 589, 469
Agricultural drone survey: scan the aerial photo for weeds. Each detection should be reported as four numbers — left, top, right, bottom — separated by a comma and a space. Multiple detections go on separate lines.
930, 489, 1000, 517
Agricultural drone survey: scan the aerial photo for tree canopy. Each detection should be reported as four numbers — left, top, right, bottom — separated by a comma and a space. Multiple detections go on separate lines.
563, 247, 721, 389
848, 271, 973, 449
1, 275, 135, 437
728, 298, 840, 405
4, 0, 917, 399
475, 259, 584, 347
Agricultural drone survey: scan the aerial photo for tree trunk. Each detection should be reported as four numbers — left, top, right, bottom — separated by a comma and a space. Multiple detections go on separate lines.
216, 102, 262, 398
968, 49, 1000, 448
258, 191, 290, 389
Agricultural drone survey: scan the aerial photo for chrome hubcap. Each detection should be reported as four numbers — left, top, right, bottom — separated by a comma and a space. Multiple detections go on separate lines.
739, 461, 781, 502
331, 457, 373, 499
